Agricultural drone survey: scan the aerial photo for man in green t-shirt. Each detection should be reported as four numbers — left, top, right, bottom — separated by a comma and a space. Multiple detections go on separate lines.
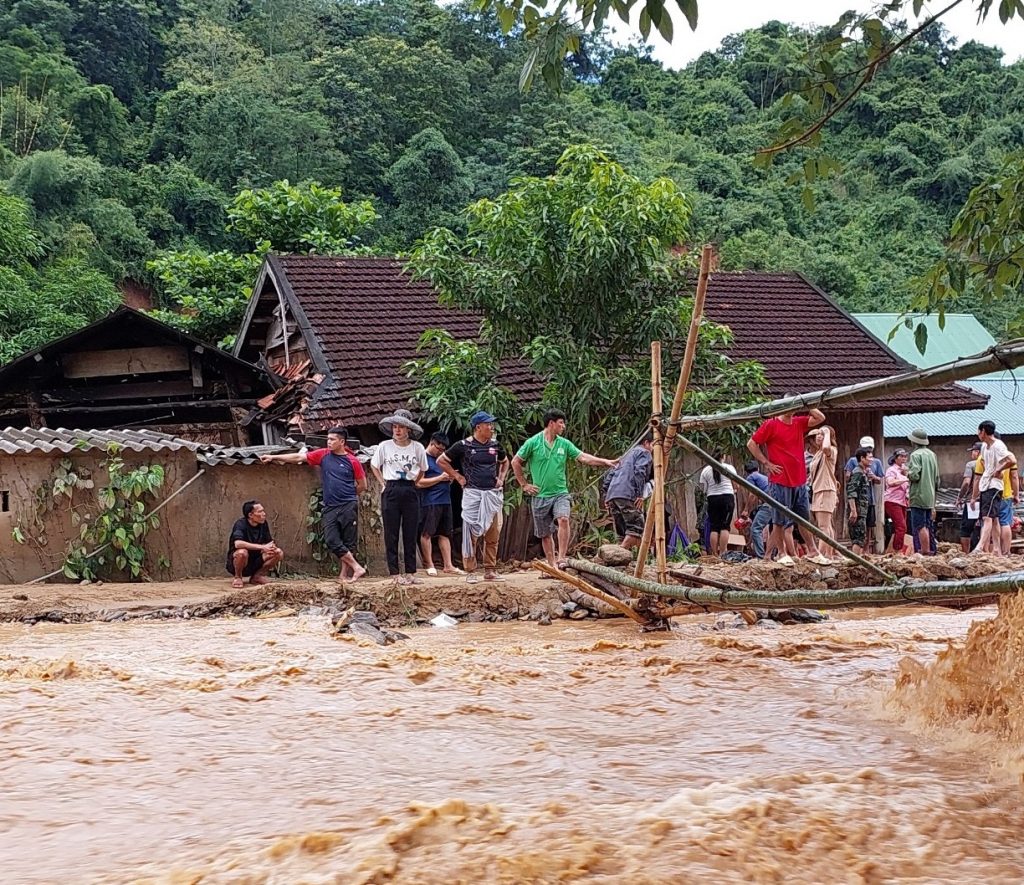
512, 409, 619, 569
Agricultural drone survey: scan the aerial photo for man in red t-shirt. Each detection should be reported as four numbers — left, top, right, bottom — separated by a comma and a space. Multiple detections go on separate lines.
746, 406, 826, 564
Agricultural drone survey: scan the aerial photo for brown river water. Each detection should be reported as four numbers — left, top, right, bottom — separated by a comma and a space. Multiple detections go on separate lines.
3, 603, 1024, 884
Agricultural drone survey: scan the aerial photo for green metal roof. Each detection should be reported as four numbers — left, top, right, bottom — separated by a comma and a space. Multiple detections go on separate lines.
853, 313, 1024, 437
852, 313, 1006, 381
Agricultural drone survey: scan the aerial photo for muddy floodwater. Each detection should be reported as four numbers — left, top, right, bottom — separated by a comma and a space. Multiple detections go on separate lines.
3, 608, 1024, 883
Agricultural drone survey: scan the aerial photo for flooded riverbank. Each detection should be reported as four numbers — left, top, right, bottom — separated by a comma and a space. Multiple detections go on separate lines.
3, 605, 1024, 883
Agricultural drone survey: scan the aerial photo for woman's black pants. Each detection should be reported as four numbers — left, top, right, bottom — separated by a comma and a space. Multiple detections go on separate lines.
382, 480, 420, 575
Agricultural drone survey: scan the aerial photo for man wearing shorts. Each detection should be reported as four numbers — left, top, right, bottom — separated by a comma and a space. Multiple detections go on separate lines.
746, 403, 826, 565
261, 426, 367, 583
226, 500, 284, 588
513, 409, 619, 568
604, 432, 654, 549
415, 432, 461, 576
970, 419, 1013, 555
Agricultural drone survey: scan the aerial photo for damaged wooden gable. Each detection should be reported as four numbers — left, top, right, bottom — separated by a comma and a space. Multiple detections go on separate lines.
0, 308, 272, 445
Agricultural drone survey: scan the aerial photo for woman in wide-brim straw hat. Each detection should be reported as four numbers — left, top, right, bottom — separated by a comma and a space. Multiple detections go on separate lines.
378, 409, 423, 440
371, 409, 428, 583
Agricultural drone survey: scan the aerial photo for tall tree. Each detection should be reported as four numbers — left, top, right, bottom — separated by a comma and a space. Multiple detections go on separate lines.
407, 145, 766, 449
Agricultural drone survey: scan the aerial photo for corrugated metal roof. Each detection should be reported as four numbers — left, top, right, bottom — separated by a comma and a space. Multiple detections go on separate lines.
884, 378, 1024, 437
0, 427, 291, 465
853, 313, 1024, 437
853, 313, 1009, 381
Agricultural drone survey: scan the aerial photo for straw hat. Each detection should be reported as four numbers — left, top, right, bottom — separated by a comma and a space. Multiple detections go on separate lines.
907, 428, 930, 446
379, 408, 423, 439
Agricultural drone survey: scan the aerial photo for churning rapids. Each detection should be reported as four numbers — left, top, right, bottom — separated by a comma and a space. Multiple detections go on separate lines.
3, 603, 1024, 883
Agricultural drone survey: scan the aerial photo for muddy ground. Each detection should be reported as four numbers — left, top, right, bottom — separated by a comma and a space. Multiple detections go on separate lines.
0, 550, 1019, 626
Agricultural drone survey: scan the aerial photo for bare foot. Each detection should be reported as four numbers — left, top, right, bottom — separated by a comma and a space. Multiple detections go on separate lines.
231, 577, 244, 589
350, 564, 367, 581
484, 571, 505, 581
249, 575, 272, 585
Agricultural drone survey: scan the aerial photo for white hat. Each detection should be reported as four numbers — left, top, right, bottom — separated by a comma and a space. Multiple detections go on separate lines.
859, 436, 875, 448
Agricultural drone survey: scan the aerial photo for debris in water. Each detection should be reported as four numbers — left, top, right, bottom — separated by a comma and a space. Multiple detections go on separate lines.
331, 607, 408, 646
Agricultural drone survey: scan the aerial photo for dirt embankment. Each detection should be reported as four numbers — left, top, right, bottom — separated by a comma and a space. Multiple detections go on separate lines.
0, 570, 574, 627
2, 550, 1019, 626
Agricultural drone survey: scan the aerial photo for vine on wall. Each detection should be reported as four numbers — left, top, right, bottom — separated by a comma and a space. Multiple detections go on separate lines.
13, 444, 166, 581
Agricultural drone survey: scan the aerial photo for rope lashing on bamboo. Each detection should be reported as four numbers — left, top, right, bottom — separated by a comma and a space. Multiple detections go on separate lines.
676, 435, 896, 584
566, 559, 1024, 609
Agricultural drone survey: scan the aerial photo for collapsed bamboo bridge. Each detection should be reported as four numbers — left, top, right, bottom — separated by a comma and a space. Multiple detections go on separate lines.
538, 244, 1024, 628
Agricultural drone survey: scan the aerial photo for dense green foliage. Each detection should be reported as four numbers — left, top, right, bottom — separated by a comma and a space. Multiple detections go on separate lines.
408, 146, 768, 450
0, 0, 1021, 362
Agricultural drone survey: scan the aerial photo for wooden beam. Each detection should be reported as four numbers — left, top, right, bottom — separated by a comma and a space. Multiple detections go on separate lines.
62, 346, 190, 379
190, 355, 204, 388
42, 380, 198, 403
7, 398, 257, 416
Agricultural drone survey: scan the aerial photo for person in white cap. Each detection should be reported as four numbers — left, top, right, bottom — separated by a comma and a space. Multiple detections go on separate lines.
844, 435, 884, 552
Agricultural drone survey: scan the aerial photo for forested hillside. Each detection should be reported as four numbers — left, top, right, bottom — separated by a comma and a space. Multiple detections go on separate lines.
0, 0, 1021, 359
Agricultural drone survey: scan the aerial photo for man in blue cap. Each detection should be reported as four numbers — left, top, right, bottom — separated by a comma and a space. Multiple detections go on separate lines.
438, 411, 509, 583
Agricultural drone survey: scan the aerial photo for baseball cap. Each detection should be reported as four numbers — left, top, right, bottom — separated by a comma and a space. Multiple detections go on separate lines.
859, 435, 875, 448
470, 411, 497, 428
968, 441, 982, 452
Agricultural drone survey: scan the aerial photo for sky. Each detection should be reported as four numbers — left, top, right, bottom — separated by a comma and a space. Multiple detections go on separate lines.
608, 0, 1024, 67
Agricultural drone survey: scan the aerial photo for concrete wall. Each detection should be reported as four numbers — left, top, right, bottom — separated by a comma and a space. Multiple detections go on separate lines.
0, 451, 389, 584
885, 434, 1024, 488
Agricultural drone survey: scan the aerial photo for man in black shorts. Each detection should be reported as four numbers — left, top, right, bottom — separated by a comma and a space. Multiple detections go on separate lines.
227, 500, 284, 588
416, 432, 461, 576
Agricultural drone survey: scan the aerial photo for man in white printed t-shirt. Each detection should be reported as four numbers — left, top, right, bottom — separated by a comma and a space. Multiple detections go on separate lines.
971, 419, 1013, 554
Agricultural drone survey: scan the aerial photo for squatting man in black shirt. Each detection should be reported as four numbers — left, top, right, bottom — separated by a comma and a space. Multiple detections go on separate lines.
226, 500, 284, 588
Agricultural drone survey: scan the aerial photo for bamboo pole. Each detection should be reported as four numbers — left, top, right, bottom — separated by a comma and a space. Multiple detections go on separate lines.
668, 567, 749, 593
568, 559, 1024, 609
678, 338, 1024, 432
531, 560, 652, 625
677, 436, 895, 583
633, 244, 714, 578
27, 468, 208, 585
651, 341, 667, 583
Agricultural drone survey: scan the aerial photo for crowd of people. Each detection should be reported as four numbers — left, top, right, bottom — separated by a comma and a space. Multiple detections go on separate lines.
223, 406, 1019, 587
247, 408, 616, 585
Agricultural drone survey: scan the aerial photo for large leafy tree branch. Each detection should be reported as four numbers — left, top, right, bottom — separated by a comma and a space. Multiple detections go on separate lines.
407, 145, 767, 453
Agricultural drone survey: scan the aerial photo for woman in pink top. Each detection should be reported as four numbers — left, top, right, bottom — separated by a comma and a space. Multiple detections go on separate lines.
884, 449, 910, 553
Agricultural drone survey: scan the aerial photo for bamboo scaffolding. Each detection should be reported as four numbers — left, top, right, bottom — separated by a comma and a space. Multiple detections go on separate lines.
567, 559, 1024, 609
678, 338, 1024, 432
676, 436, 896, 584
531, 560, 651, 625
633, 244, 714, 578
650, 341, 668, 583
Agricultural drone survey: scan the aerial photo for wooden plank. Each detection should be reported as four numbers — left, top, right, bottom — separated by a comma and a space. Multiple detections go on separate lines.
190, 355, 204, 388
62, 346, 190, 379
42, 380, 198, 403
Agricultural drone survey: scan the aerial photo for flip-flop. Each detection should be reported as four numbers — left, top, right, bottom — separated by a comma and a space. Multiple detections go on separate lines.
426, 567, 438, 577
443, 567, 465, 575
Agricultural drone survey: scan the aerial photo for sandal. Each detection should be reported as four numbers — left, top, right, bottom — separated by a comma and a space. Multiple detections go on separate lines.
442, 567, 465, 575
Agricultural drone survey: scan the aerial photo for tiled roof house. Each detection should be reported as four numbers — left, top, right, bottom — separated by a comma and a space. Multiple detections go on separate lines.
233, 256, 986, 449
